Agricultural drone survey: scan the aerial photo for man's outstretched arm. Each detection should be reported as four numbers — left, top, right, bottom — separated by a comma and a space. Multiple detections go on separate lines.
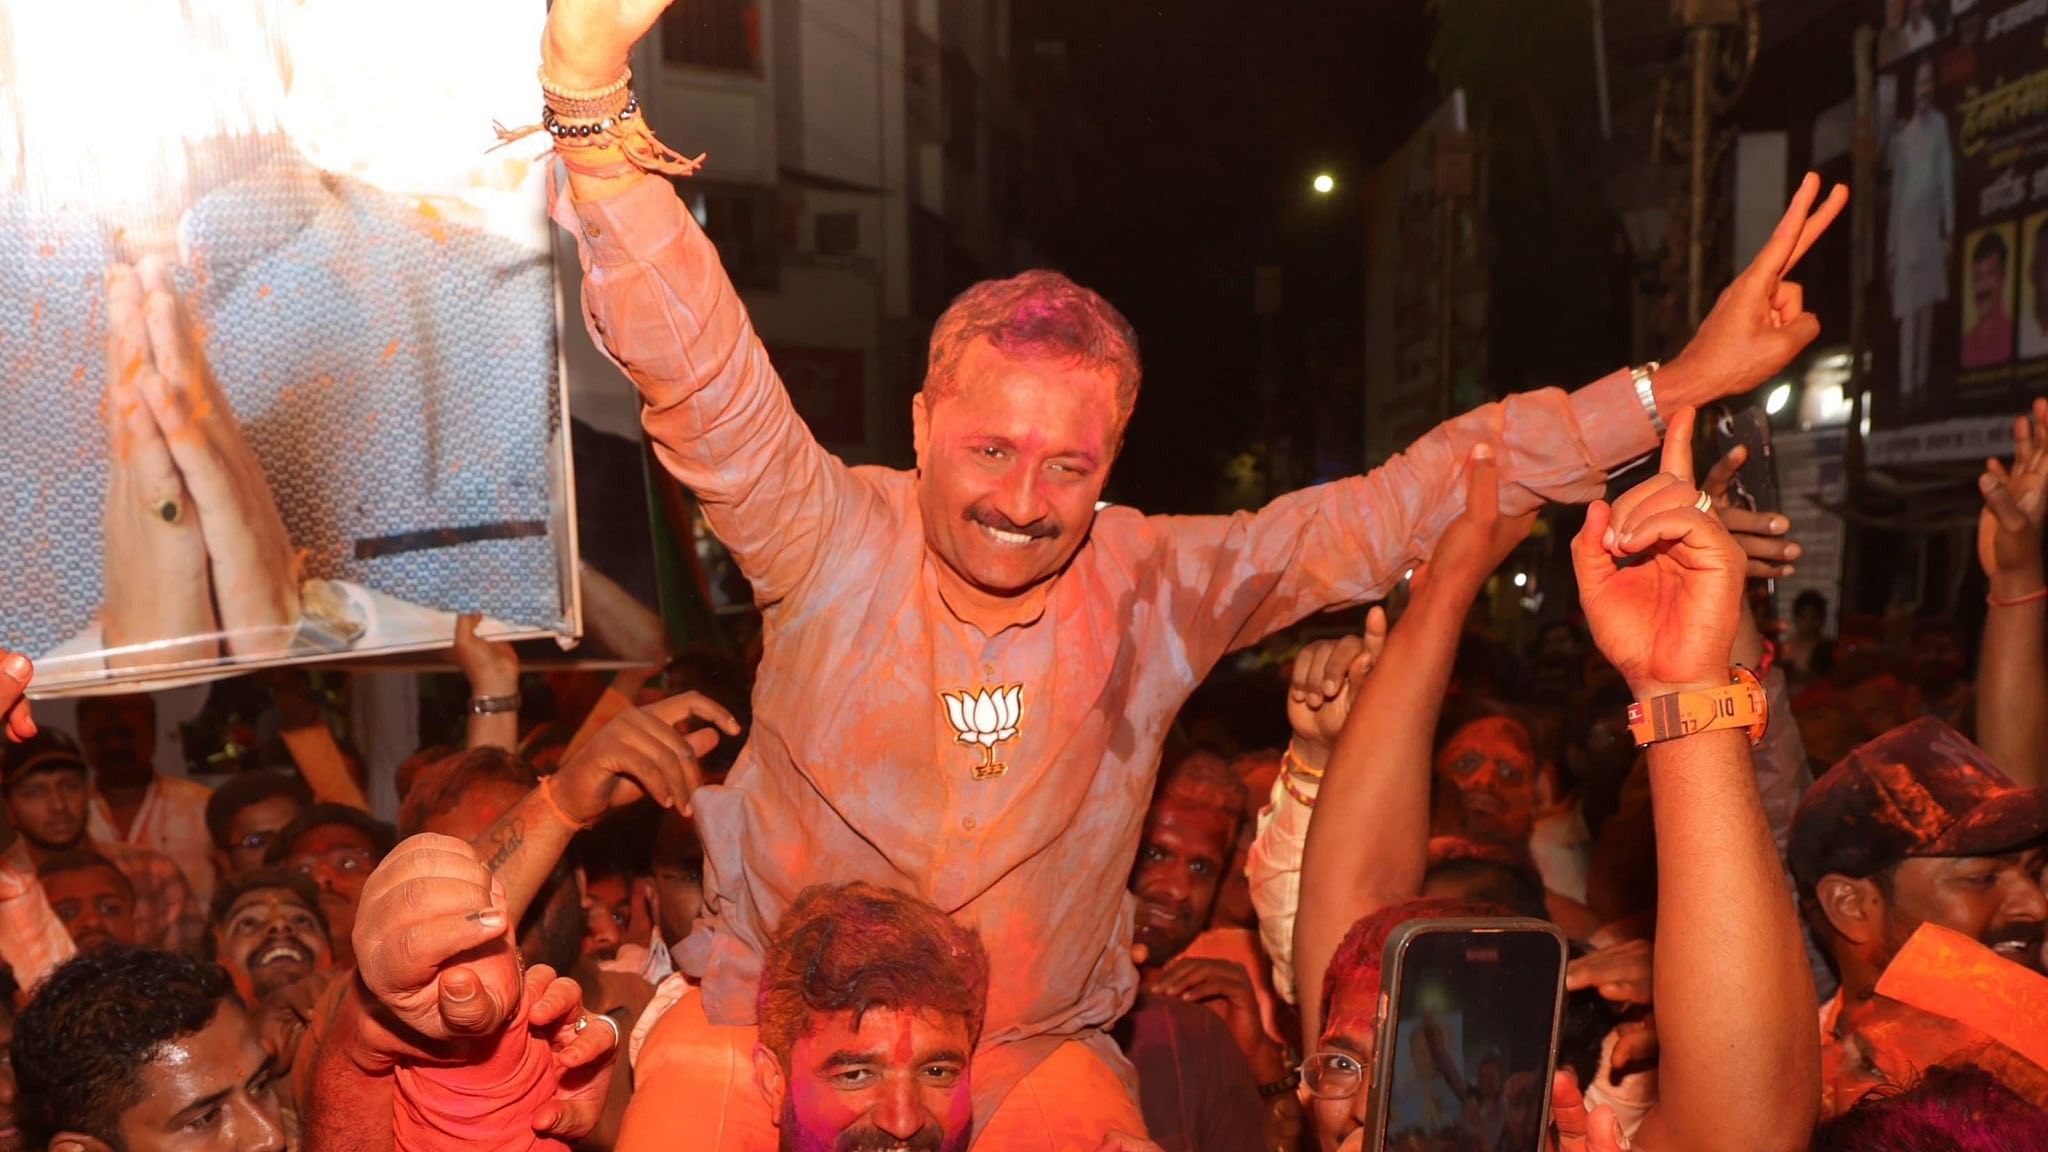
1166, 178, 1847, 660
539, 0, 875, 609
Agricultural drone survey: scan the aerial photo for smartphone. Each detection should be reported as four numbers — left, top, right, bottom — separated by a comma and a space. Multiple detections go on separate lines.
1711, 404, 1781, 515
1363, 918, 1569, 1152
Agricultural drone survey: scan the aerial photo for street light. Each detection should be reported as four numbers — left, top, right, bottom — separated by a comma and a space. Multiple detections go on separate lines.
1765, 381, 1792, 416
1312, 172, 1335, 195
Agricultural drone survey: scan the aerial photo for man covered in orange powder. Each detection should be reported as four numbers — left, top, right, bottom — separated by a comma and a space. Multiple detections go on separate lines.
520, 1, 1846, 1143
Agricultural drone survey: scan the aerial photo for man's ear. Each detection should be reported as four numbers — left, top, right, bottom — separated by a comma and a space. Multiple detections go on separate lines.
1816, 874, 1884, 947
52, 1133, 115, 1152
753, 1042, 788, 1123
912, 391, 931, 466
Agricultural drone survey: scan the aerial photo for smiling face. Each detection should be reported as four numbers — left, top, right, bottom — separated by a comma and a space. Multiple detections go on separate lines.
1306, 981, 1378, 1151
214, 888, 331, 1001
1129, 792, 1238, 968
756, 1008, 974, 1152
912, 340, 1120, 599
1881, 850, 2048, 973
1434, 717, 1540, 844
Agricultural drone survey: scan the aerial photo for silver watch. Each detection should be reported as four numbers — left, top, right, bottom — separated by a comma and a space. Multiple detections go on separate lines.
1630, 361, 1665, 437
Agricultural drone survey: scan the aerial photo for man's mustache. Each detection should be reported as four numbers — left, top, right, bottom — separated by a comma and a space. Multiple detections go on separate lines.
839, 1124, 946, 1152
965, 506, 1058, 540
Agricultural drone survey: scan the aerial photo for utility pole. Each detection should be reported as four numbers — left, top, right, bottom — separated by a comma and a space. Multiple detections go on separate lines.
1655, 0, 1759, 328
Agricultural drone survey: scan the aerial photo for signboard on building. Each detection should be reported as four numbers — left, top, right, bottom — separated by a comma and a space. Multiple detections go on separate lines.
1870, 0, 2048, 427
1363, 93, 1488, 466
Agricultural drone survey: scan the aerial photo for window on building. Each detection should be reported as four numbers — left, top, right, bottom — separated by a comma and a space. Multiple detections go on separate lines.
677, 180, 781, 289
660, 0, 762, 73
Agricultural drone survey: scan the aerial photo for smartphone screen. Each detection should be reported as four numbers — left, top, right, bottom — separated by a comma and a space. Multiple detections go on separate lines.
1378, 927, 1565, 1152
1711, 405, 1780, 515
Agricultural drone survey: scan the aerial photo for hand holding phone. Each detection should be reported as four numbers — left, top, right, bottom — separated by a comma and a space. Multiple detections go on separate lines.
1363, 918, 1568, 1152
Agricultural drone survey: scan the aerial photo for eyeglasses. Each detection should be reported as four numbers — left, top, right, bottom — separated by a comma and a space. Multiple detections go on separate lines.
1299, 1051, 1367, 1100
235, 829, 278, 852
291, 848, 374, 876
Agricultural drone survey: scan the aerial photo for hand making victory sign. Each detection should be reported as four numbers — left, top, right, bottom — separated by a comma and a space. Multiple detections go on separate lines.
1656, 173, 1848, 410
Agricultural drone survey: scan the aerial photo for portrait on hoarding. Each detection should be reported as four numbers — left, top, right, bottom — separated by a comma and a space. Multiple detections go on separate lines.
1961, 223, 2017, 369
2019, 211, 2048, 360
0, 0, 575, 693
1887, 57, 1954, 406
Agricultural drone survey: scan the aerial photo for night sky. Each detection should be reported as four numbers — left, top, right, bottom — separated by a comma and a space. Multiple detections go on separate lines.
1014, 1, 1438, 512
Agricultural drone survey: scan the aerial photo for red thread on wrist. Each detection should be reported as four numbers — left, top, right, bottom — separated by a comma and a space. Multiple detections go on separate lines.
1988, 586, 2048, 608
537, 773, 593, 831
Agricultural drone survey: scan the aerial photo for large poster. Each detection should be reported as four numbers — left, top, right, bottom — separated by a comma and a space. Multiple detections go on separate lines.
1871, 0, 2048, 423
0, 0, 577, 694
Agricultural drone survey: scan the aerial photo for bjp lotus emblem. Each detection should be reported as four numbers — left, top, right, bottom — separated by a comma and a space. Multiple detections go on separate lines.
940, 684, 1023, 780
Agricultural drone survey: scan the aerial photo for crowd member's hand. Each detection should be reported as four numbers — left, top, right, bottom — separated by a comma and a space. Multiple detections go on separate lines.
550, 692, 741, 823
1978, 397, 2048, 599
2, 651, 34, 742
1148, 956, 1284, 1078
1656, 174, 1847, 410
1574, 409, 1747, 698
257, 968, 344, 1076
129, 257, 302, 657
1567, 938, 1653, 1007
452, 613, 520, 697
101, 263, 220, 668
525, 969, 619, 1141
1413, 444, 1539, 599
1701, 445, 1800, 579
542, 0, 675, 92
1286, 609, 1388, 747
1549, 1069, 1631, 1152
354, 833, 521, 1047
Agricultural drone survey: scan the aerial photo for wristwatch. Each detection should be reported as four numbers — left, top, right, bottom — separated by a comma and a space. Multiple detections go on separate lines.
468, 692, 522, 716
1630, 362, 1666, 437
1626, 667, 1767, 746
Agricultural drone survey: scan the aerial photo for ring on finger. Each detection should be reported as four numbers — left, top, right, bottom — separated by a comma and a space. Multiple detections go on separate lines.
148, 496, 182, 524
587, 1012, 621, 1049
1692, 490, 1714, 515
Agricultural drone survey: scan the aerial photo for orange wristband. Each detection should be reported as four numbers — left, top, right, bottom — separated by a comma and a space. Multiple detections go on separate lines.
536, 773, 593, 831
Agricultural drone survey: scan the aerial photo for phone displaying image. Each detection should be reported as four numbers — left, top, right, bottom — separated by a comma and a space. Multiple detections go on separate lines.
1711, 405, 1781, 515
1364, 918, 1568, 1152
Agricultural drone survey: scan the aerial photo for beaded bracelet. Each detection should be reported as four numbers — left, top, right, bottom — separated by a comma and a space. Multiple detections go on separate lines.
1280, 772, 1318, 810
1282, 745, 1325, 782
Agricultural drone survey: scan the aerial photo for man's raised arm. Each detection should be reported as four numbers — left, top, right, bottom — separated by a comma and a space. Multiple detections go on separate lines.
538, 0, 875, 608
1164, 178, 1846, 662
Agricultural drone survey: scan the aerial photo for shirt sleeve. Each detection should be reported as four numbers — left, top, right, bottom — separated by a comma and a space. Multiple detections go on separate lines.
560, 175, 878, 610
1246, 772, 1316, 1006
1154, 374, 1656, 663
0, 867, 75, 992
1752, 666, 1812, 860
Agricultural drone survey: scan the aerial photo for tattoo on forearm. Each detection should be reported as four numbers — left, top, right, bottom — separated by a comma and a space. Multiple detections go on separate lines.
485, 818, 525, 872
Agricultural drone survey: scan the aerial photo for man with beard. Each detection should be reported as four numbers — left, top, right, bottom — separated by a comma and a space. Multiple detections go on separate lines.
1792, 717, 2048, 1041
750, 882, 989, 1152
264, 804, 394, 970
2, 730, 202, 953
208, 870, 332, 1003
1430, 715, 1543, 852
38, 851, 141, 953
77, 694, 218, 907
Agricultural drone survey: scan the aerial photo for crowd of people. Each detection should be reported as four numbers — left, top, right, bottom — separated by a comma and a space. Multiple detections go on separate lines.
0, 2, 2044, 1150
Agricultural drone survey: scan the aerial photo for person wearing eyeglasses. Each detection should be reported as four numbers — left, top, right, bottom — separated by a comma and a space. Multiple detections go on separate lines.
262, 804, 395, 969
204, 773, 315, 883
